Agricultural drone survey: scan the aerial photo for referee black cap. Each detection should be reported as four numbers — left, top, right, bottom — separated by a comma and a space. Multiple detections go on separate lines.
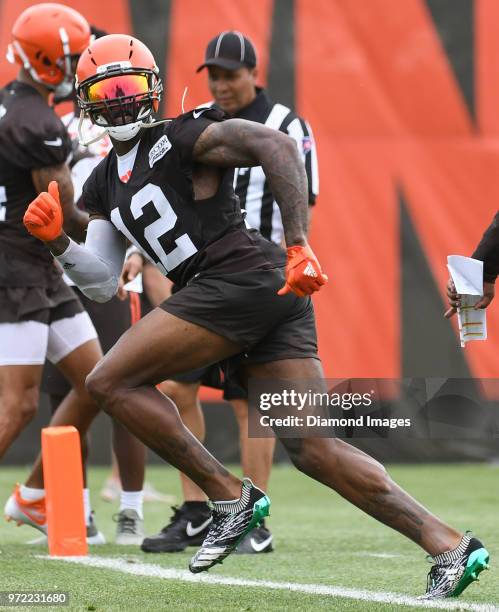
196, 31, 257, 72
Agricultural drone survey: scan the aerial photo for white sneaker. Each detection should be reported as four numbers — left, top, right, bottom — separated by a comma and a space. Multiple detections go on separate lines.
114, 509, 144, 545
4, 485, 47, 534
5, 485, 105, 545
86, 511, 106, 545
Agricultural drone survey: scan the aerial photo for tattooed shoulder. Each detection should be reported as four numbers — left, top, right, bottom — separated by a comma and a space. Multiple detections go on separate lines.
193, 119, 274, 168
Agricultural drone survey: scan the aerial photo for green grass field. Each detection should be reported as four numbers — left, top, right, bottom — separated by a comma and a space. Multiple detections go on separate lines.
0, 463, 498, 611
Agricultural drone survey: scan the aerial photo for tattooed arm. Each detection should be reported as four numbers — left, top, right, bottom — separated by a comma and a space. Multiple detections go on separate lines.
193, 119, 308, 246
32, 163, 88, 242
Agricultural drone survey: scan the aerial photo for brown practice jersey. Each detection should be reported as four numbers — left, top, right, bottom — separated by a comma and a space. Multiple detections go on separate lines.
0, 81, 71, 287
83, 108, 284, 288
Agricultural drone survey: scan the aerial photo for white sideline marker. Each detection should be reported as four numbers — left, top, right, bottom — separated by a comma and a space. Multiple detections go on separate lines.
40, 555, 498, 611
358, 552, 406, 559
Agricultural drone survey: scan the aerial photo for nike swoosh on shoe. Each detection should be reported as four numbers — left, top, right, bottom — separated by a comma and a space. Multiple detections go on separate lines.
249, 534, 273, 552
19, 508, 46, 526
186, 517, 212, 537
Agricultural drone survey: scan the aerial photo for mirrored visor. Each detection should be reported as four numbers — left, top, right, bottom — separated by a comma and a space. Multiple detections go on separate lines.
86, 74, 149, 102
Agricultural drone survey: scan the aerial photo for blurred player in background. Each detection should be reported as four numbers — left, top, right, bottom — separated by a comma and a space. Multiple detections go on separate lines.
0, 4, 104, 543
142, 31, 319, 556
21, 34, 489, 597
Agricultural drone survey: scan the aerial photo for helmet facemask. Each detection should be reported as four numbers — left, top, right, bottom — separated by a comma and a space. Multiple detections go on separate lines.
77, 67, 162, 142
52, 27, 78, 99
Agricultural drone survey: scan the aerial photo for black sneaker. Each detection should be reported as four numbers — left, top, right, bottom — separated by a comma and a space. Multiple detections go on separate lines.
141, 502, 212, 553
235, 521, 273, 554
189, 478, 271, 573
422, 534, 490, 599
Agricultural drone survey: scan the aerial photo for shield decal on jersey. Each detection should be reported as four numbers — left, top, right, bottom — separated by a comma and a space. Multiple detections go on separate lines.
149, 135, 172, 168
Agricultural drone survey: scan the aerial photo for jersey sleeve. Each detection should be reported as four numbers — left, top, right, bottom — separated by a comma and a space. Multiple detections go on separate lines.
81, 161, 108, 218
7, 113, 71, 170
284, 116, 319, 205
471, 212, 499, 282
168, 107, 227, 164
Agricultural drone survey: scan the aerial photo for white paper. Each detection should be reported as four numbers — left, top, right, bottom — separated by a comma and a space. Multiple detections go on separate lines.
123, 273, 143, 294
447, 256, 487, 347
447, 255, 483, 294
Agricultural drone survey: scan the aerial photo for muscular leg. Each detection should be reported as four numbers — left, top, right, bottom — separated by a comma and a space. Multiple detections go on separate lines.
243, 358, 461, 556
85, 307, 243, 501
47, 393, 64, 414
112, 419, 145, 492
0, 365, 42, 459
25, 338, 102, 488
48, 392, 89, 486
231, 398, 275, 491
159, 380, 206, 501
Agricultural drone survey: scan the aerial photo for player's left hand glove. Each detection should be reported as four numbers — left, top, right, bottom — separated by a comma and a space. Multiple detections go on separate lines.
278, 244, 328, 297
23, 181, 63, 242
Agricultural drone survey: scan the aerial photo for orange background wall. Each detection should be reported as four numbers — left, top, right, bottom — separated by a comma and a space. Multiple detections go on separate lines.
1, 0, 498, 384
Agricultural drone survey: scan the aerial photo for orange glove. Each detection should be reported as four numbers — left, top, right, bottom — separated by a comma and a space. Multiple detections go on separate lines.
278, 244, 328, 297
23, 181, 63, 242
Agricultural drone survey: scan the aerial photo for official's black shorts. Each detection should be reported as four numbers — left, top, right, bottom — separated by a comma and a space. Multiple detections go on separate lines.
161, 266, 318, 371
172, 363, 247, 401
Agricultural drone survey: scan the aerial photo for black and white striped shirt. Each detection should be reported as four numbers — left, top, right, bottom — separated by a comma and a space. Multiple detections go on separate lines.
213, 88, 319, 245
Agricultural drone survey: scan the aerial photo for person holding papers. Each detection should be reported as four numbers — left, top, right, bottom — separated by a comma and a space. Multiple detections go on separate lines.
446, 215, 497, 319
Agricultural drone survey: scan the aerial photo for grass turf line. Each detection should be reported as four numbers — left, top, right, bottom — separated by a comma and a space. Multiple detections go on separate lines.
46, 555, 497, 611
0, 463, 497, 611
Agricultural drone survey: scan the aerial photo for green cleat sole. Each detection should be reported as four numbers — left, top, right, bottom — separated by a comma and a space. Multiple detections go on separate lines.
232, 495, 271, 551
450, 548, 490, 597
253, 496, 271, 523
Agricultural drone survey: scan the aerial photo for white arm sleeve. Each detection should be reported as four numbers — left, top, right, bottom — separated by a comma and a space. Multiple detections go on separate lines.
125, 244, 142, 259
55, 219, 126, 303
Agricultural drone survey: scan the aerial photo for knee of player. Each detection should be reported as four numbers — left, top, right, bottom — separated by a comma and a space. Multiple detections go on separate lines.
85, 364, 119, 405
17, 387, 40, 423
281, 438, 315, 472
363, 462, 392, 496
230, 399, 248, 423
287, 438, 339, 475
158, 380, 200, 413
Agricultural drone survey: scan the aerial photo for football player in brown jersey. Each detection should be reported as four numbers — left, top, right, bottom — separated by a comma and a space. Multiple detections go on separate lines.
21, 34, 488, 597
0, 3, 107, 544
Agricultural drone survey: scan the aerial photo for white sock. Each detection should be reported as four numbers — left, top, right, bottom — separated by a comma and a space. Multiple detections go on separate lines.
20, 485, 44, 501
83, 488, 92, 525
120, 490, 144, 519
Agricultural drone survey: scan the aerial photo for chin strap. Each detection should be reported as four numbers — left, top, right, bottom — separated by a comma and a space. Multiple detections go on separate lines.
10, 41, 43, 87
181, 86, 188, 113
77, 111, 172, 147
77, 110, 109, 146
142, 118, 171, 128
